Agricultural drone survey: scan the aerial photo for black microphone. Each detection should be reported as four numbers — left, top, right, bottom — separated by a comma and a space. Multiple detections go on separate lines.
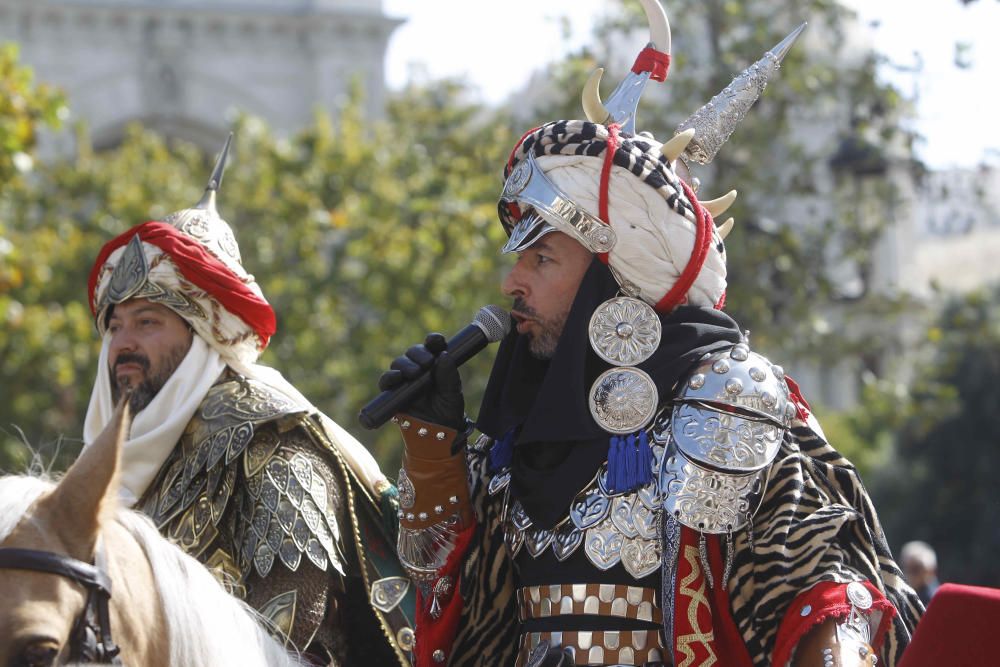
358, 305, 512, 430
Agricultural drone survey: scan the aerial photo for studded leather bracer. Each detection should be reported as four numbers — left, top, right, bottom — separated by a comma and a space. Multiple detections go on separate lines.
138, 373, 351, 658
394, 415, 473, 582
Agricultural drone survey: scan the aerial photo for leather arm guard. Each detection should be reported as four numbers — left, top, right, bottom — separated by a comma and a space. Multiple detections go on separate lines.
394, 415, 474, 582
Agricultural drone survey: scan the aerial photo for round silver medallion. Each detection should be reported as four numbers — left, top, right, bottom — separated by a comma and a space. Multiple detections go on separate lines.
589, 297, 662, 367
589, 367, 658, 434
846, 581, 873, 610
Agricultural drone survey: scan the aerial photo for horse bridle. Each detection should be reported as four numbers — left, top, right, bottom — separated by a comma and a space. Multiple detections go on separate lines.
0, 541, 123, 665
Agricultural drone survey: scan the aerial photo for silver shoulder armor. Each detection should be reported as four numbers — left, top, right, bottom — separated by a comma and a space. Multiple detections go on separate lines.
658, 341, 795, 533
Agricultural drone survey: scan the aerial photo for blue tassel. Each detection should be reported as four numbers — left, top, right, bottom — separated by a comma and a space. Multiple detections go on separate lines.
606, 430, 653, 493
636, 430, 652, 487
607, 436, 622, 492
489, 429, 516, 472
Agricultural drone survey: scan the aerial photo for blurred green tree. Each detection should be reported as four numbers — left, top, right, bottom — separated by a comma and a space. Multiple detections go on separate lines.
1, 0, 920, 475
869, 286, 1000, 586
1, 69, 510, 470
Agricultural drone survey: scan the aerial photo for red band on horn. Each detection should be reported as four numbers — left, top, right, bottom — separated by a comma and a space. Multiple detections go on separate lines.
632, 48, 671, 82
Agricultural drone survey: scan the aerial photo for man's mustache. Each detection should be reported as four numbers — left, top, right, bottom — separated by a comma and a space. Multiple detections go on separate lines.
511, 297, 540, 319
113, 352, 150, 374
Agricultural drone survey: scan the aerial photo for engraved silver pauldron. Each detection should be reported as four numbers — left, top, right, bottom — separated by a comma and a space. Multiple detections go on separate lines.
658, 343, 792, 534
494, 342, 792, 574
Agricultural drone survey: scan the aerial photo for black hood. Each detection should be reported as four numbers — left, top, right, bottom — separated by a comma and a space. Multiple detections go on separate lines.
476, 257, 743, 527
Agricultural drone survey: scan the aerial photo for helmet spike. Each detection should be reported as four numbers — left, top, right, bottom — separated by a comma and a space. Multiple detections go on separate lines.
195, 132, 234, 213
578, 0, 672, 134
676, 23, 807, 165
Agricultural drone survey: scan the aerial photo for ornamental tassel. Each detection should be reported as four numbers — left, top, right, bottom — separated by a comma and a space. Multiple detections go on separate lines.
606, 430, 653, 493
489, 429, 516, 472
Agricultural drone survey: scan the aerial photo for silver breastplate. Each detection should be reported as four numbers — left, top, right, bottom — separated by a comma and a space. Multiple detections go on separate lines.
493, 342, 792, 576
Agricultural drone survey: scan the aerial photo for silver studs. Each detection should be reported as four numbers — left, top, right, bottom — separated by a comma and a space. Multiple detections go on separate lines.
800, 604, 812, 616
418, 427, 428, 437
397, 510, 404, 519
434, 505, 444, 515
749, 366, 766, 382
615, 322, 634, 339
688, 373, 706, 389
418, 512, 428, 521
432, 649, 445, 663
405, 512, 415, 521
712, 359, 731, 374
785, 402, 797, 419
725, 378, 743, 395
436, 431, 446, 440
771, 364, 785, 380
730, 343, 749, 361
391, 416, 399, 423
401, 420, 411, 430
448, 495, 459, 505
761, 391, 777, 408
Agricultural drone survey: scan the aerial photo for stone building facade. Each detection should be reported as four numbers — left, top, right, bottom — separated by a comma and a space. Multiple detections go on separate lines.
0, 0, 400, 149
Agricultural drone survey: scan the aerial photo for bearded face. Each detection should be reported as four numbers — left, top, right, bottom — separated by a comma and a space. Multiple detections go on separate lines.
107, 299, 194, 413
502, 232, 593, 360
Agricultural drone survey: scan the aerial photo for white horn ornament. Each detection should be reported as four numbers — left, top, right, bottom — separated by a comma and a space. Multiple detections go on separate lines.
639, 0, 671, 53
717, 217, 735, 240
582, 68, 611, 124
661, 129, 696, 162
702, 190, 737, 217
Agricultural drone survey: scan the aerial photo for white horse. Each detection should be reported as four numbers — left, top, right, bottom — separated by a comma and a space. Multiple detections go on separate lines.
0, 402, 304, 667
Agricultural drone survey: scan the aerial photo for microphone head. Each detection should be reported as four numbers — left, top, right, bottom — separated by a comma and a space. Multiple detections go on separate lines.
474, 305, 512, 343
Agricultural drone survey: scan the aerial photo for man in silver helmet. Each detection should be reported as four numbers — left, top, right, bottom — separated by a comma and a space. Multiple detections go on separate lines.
375, 1, 920, 665
82, 136, 414, 665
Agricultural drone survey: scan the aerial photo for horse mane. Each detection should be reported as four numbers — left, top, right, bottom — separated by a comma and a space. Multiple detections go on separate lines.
0, 475, 303, 667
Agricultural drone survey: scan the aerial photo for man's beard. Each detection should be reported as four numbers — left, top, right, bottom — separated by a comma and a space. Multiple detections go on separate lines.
513, 298, 570, 360
110, 344, 189, 414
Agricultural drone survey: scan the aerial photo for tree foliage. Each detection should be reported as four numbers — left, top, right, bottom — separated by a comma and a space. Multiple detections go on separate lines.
1, 0, 921, 478
869, 286, 1000, 586
1, 72, 511, 470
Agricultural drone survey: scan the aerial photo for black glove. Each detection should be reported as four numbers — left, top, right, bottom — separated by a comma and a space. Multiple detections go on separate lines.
377, 333, 465, 430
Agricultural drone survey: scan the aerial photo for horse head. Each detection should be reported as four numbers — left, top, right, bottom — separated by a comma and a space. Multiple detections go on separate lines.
0, 402, 302, 667
0, 402, 166, 666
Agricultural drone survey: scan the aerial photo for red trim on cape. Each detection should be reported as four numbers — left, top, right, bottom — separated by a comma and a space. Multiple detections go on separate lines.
413, 523, 476, 667
87, 221, 276, 347
771, 580, 896, 667
632, 47, 671, 82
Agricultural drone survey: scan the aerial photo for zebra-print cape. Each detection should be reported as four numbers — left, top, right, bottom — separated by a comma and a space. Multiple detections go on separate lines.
447, 421, 922, 666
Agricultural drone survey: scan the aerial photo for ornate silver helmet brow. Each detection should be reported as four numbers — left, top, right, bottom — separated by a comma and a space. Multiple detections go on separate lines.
675, 23, 807, 165
194, 132, 234, 215
581, 0, 671, 134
